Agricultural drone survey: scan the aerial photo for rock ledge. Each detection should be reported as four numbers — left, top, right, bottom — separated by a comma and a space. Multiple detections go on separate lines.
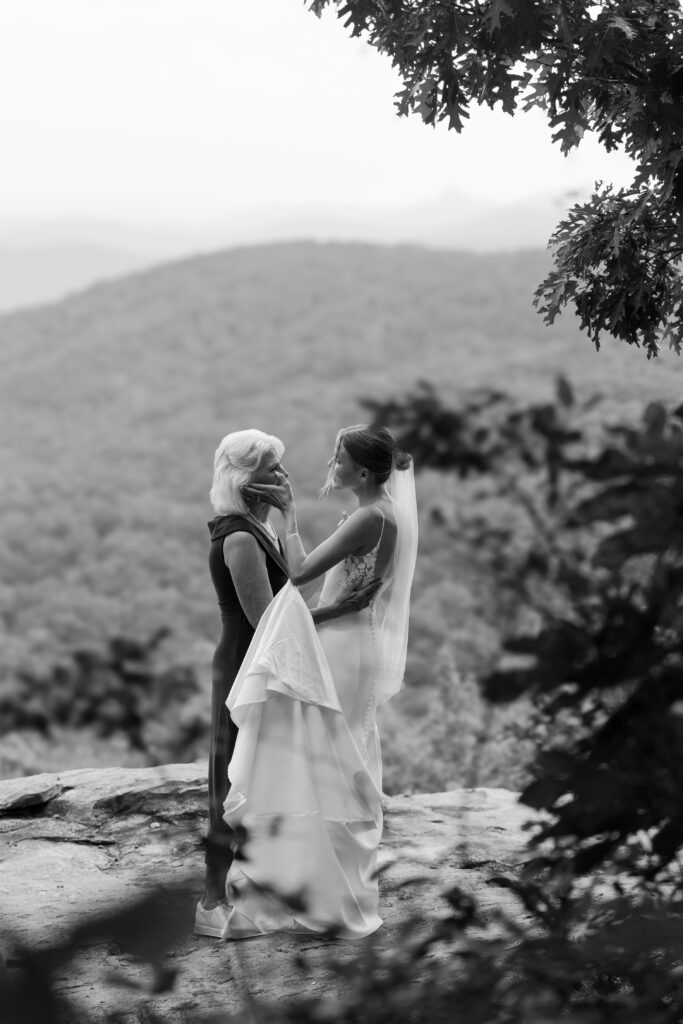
0, 764, 535, 1022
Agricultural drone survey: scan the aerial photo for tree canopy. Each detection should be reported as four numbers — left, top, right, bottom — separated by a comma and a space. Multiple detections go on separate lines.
308, 0, 683, 357
367, 374, 683, 880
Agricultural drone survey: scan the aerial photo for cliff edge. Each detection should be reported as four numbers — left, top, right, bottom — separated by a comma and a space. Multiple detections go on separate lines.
0, 765, 536, 1022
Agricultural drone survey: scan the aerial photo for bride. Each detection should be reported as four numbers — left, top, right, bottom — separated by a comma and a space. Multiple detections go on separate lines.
220, 424, 418, 940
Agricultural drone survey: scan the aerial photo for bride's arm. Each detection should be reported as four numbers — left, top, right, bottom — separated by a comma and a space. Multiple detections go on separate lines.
285, 510, 379, 583
311, 579, 382, 624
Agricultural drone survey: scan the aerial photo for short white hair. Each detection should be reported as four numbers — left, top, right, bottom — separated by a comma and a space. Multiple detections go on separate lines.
209, 429, 285, 515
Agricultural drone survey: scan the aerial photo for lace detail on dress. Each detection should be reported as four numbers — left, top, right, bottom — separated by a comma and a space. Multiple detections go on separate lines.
338, 510, 385, 595
339, 546, 380, 592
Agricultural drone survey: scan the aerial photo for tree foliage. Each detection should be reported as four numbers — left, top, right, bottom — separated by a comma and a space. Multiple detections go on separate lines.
367, 379, 683, 888
485, 400, 683, 884
308, 0, 683, 355
0, 632, 206, 766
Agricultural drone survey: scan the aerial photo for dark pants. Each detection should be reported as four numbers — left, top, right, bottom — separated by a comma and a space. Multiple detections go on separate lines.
204, 668, 239, 900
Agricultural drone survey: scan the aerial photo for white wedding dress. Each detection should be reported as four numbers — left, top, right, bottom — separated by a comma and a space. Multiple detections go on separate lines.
221, 467, 417, 940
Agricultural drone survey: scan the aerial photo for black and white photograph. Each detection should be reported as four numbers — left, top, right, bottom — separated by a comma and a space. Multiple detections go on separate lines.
2, 1, 683, 1021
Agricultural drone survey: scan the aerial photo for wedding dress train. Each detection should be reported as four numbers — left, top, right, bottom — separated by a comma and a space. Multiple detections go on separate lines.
222, 560, 385, 937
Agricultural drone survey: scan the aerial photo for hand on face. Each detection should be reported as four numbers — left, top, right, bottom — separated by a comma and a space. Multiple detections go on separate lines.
242, 471, 293, 512
242, 450, 293, 511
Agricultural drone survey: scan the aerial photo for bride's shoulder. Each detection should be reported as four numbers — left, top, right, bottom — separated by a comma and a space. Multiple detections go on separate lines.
347, 503, 392, 542
371, 500, 396, 528
349, 504, 384, 526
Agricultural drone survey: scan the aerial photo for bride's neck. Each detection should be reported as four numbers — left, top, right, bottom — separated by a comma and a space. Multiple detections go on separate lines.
356, 484, 388, 508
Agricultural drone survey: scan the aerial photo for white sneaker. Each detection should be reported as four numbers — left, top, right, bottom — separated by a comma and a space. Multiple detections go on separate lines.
194, 901, 231, 938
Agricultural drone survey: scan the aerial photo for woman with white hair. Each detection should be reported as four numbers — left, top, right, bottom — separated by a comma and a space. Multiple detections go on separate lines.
195, 429, 378, 938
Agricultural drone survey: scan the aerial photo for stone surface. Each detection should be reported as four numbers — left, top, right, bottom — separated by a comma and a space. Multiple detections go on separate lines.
0, 764, 538, 1022
0, 774, 65, 812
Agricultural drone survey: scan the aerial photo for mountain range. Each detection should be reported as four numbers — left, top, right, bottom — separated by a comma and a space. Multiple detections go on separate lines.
1, 240, 680, 675
0, 239, 681, 784
0, 190, 579, 313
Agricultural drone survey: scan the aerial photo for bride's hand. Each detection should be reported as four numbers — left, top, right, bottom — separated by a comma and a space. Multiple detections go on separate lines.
336, 579, 382, 614
242, 472, 294, 513
310, 579, 383, 625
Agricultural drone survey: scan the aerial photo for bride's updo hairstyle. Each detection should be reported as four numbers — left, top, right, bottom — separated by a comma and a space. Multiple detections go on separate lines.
210, 428, 285, 515
321, 424, 411, 496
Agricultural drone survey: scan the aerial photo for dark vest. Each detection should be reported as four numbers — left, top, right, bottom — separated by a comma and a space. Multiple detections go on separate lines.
208, 514, 289, 620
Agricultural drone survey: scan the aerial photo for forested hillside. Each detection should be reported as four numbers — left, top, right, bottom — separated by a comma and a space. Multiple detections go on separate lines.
1, 241, 681, 784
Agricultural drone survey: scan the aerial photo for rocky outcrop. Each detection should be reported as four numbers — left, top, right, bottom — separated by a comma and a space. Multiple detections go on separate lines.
0, 765, 537, 1022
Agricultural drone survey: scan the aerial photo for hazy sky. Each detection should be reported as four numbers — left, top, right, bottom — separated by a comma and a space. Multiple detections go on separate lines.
0, 0, 636, 225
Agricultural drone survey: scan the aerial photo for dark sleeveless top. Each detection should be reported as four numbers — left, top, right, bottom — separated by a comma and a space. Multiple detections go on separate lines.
208, 514, 289, 687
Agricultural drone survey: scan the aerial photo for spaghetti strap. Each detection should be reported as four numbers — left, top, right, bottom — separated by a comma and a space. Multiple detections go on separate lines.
374, 507, 386, 549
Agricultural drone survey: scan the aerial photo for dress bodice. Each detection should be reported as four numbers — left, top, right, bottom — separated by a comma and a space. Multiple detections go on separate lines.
319, 511, 386, 606
339, 539, 382, 592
